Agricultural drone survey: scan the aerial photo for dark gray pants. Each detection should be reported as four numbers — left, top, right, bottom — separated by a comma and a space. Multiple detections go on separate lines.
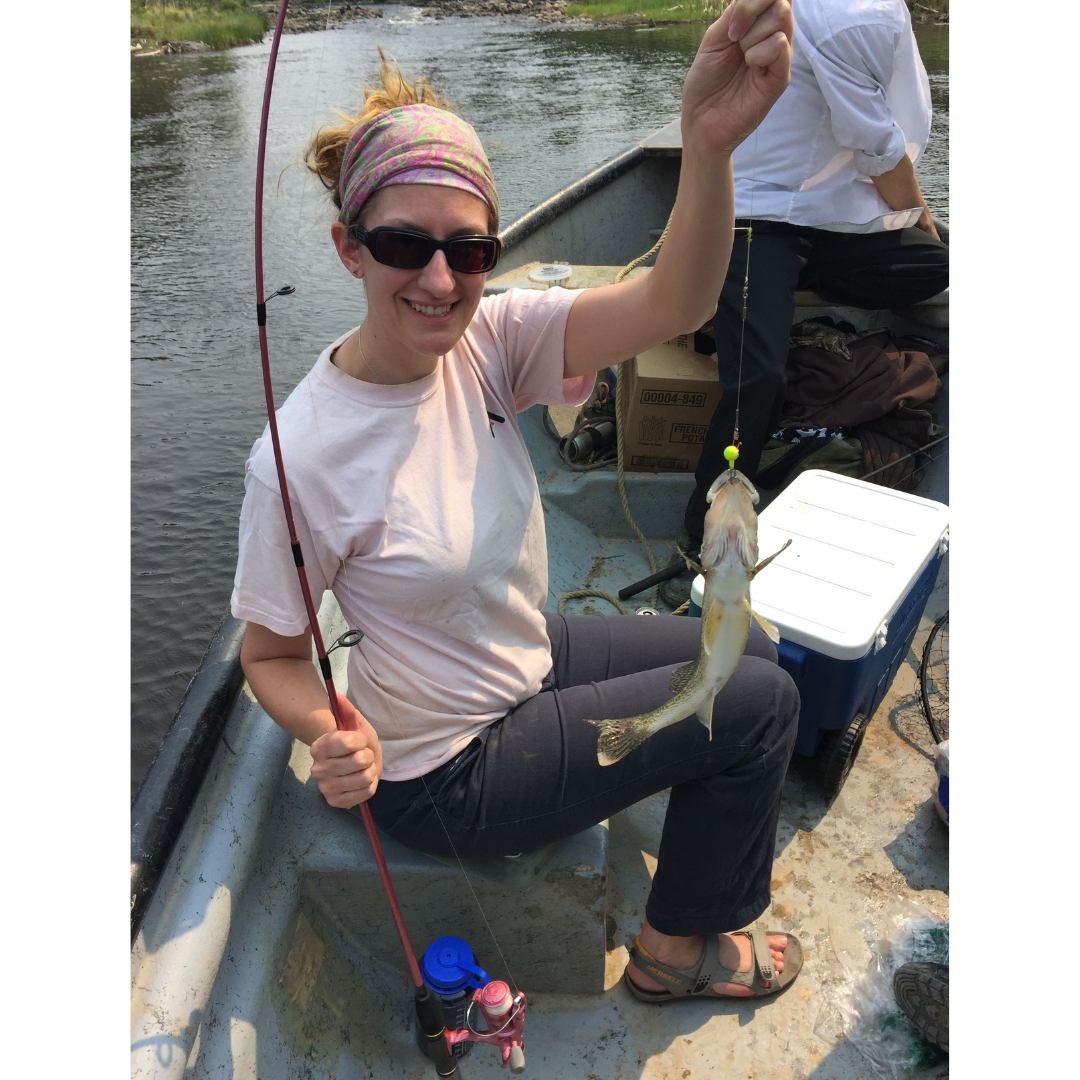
367, 612, 799, 937
684, 220, 950, 539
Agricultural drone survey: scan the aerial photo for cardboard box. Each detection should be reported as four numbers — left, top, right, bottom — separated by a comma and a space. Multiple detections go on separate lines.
619, 336, 721, 473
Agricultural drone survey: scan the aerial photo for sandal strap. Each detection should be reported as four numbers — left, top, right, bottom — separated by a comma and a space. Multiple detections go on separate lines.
663, 930, 781, 994
628, 933, 773, 996
748, 929, 776, 988
627, 936, 709, 995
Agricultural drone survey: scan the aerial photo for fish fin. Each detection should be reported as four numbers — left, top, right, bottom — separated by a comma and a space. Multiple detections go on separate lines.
699, 529, 721, 570
701, 597, 724, 656
696, 694, 717, 738
749, 538, 792, 579
586, 718, 654, 766
751, 608, 781, 644
669, 661, 697, 694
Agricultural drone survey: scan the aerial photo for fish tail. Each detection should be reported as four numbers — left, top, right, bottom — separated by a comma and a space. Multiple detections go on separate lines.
586, 718, 654, 766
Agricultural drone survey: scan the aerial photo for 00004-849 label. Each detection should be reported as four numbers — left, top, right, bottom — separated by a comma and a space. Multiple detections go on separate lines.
639, 390, 708, 408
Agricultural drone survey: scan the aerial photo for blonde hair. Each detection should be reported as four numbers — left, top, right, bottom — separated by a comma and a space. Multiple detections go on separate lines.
304, 50, 454, 210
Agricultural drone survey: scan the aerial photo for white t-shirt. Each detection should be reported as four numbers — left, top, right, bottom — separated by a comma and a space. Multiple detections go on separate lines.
231, 286, 593, 780
733, 0, 932, 232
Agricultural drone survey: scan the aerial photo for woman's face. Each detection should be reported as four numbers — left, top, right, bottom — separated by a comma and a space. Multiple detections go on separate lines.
331, 184, 493, 382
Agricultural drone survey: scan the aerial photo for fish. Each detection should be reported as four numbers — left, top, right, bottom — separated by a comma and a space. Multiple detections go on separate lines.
587, 469, 790, 766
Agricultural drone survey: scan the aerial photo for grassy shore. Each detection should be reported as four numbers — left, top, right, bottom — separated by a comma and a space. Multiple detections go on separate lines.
131, 1, 267, 51
565, 0, 718, 21
565, 0, 945, 25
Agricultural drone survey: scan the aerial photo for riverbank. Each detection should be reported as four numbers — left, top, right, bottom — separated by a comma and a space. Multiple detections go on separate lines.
248, 2, 380, 33
909, 0, 948, 23
131, 3, 268, 54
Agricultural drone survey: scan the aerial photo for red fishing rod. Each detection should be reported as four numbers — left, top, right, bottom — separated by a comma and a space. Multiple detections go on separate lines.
253, 4, 459, 1075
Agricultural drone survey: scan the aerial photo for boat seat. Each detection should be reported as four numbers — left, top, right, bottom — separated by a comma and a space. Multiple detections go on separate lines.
291, 764, 610, 995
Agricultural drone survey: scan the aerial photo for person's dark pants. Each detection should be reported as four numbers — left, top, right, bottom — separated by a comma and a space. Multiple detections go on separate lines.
683, 220, 949, 540
366, 612, 799, 937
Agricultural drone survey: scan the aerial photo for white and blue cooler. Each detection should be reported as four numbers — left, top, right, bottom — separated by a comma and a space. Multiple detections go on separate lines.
745, 470, 948, 792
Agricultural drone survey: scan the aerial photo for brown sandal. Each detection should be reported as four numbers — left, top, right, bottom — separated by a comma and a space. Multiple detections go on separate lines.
623, 930, 803, 1002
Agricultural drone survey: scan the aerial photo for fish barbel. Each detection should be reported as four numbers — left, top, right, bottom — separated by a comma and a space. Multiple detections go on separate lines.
587, 469, 788, 766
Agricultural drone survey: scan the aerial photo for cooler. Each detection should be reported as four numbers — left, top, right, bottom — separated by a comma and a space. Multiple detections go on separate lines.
749, 471, 949, 788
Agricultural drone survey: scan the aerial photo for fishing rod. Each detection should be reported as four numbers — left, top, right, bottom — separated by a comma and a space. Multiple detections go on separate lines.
253, 5, 457, 1075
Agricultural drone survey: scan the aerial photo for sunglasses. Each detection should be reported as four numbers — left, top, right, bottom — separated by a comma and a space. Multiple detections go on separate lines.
349, 225, 502, 274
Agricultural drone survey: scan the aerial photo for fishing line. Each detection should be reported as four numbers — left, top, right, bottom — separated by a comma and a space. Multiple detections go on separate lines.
731, 222, 751, 451
727, 82, 765, 467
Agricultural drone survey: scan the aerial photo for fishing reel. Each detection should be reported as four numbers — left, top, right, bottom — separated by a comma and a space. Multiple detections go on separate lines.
415, 936, 526, 1076
445, 980, 527, 1073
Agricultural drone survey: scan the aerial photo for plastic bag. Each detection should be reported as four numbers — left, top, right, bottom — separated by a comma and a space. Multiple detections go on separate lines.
815, 899, 948, 1078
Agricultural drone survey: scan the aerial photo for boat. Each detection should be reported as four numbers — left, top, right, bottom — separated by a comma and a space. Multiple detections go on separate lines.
131, 119, 949, 1080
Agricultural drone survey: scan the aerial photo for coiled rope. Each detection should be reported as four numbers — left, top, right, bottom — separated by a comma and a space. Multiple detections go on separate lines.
558, 212, 679, 616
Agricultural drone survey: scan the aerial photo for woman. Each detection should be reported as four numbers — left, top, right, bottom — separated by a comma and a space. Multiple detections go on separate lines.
234, 0, 803, 1002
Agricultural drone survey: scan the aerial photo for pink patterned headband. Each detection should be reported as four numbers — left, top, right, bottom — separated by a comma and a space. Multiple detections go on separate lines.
338, 105, 500, 232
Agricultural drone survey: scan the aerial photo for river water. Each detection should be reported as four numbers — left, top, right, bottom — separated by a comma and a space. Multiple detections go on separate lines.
131, 14, 948, 797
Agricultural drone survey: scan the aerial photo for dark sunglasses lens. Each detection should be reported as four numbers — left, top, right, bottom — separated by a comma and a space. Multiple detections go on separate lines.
372, 231, 435, 269
447, 238, 498, 273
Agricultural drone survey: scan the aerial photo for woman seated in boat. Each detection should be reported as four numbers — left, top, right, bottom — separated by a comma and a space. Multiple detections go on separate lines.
234, 0, 805, 1002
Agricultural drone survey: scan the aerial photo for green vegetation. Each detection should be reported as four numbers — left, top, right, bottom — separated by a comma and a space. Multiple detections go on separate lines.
908, 0, 948, 19
565, 0, 719, 19
131, 1, 267, 51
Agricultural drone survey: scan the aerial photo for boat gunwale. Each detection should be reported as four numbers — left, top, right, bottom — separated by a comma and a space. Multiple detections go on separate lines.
498, 143, 646, 254
130, 612, 247, 942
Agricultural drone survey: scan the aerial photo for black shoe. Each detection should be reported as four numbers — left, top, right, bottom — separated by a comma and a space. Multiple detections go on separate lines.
893, 962, 949, 1054
658, 529, 702, 609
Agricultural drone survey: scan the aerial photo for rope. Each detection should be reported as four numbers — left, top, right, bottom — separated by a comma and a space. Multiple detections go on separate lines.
557, 589, 631, 616
614, 211, 673, 284
558, 212, 676, 615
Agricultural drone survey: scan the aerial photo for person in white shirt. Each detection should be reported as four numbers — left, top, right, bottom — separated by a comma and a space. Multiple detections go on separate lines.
663, 0, 947, 605
234, 5, 810, 1004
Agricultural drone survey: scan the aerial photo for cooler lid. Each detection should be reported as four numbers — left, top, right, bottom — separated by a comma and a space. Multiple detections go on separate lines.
749, 470, 949, 661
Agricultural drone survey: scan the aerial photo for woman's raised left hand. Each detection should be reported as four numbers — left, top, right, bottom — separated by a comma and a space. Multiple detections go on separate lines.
680, 0, 793, 157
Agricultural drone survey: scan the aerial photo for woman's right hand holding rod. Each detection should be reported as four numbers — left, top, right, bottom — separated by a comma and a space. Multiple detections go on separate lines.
241, 621, 384, 808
